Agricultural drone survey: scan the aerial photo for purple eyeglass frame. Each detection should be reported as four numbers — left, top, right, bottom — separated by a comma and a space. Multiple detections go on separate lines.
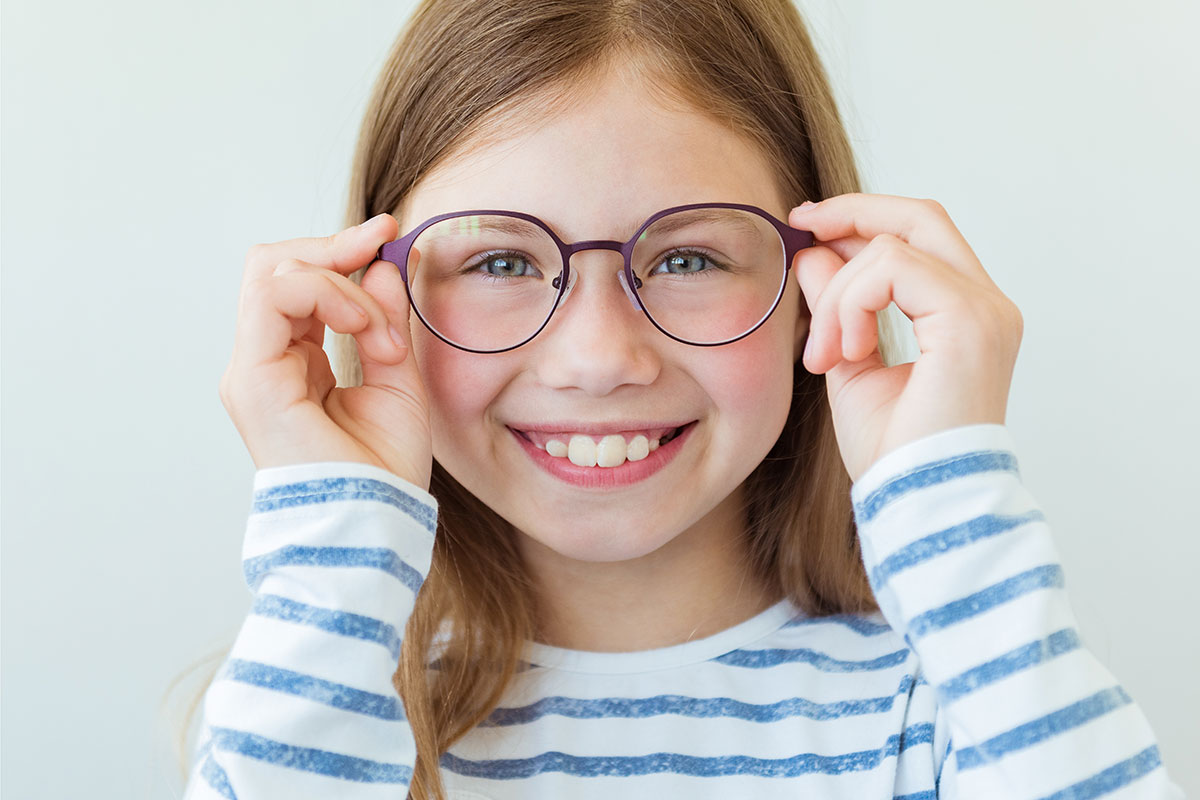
375, 201, 815, 354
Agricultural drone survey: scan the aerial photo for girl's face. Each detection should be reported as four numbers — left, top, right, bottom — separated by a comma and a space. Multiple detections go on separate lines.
400, 66, 808, 566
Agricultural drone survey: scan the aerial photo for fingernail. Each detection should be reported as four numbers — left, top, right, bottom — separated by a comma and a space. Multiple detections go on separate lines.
793, 200, 819, 213
388, 325, 406, 350
358, 212, 387, 228
803, 334, 815, 362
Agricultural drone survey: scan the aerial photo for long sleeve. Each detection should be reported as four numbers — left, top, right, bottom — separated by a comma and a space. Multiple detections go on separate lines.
850, 424, 1184, 799
184, 461, 437, 799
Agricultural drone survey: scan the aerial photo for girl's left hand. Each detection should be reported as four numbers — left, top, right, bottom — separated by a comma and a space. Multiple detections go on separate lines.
790, 193, 1024, 483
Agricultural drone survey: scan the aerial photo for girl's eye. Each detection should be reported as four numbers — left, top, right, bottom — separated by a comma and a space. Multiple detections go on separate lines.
472, 252, 540, 279
651, 251, 721, 276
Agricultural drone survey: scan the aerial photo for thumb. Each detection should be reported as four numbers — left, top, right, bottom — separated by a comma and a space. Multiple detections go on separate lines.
358, 253, 419, 389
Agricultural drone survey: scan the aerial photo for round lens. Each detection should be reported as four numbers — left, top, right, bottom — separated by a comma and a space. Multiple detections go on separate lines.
406, 214, 563, 352
630, 207, 786, 345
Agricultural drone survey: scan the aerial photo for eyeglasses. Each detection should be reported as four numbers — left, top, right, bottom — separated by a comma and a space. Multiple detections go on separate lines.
375, 202, 814, 353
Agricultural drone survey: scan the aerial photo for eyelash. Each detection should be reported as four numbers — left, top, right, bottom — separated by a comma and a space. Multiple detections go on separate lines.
467, 250, 542, 280
462, 247, 728, 281
650, 248, 729, 276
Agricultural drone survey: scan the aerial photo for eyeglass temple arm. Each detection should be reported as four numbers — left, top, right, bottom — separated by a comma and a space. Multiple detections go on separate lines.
377, 231, 424, 281
779, 226, 815, 267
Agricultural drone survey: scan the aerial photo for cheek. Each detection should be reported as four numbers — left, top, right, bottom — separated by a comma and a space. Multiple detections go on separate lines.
698, 331, 795, 443
411, 327, 499, 446
710, 291, 802, 426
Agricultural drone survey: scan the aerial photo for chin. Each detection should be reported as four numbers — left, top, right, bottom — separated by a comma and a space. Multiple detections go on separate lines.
515, 515, 681, 564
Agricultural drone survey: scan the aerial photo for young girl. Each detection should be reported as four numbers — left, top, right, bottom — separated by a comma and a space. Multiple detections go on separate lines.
190, 1, 1183, 798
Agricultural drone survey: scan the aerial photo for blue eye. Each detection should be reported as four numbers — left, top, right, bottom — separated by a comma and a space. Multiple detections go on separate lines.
652, 251, 721, 275
474, 251, 540, 278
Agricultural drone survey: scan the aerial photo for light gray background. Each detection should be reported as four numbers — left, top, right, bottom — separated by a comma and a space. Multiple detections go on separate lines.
2, 1, 1197, 797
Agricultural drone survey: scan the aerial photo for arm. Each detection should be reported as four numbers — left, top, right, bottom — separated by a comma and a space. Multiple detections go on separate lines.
184, 461, 436, 799
851, 424, 1185, 800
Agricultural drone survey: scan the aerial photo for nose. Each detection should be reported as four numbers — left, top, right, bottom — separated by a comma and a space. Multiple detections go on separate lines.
556, 259, 643, 312
533, 250, 661, 396
553, 238, 642, 311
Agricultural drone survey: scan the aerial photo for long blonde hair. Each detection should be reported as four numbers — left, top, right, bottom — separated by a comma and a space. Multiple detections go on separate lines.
331, 1, 904, 797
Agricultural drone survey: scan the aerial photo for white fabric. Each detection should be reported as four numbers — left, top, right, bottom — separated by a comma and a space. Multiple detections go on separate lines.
184, 426, 1184, 799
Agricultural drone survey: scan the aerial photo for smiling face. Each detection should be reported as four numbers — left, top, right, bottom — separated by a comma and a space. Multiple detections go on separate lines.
399, 62, 808, 570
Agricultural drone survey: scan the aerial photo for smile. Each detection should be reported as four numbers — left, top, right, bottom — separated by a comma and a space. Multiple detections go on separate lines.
508, 422, 697, 488
519, 426, 687, 467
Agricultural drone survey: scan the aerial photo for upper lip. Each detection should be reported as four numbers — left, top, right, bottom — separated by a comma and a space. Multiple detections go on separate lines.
507, 420, 694, 436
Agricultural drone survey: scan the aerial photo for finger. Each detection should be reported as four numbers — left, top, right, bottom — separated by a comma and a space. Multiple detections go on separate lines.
300, 339, 337, 404
838, 250, 971, 363
807, 235, 971, 373
358, 251, 418, 391
237, 270, 366, 370
792, 244, 844, 318
273, 259, 410, 367
803, 251, 862, 374
812, 233, 870, 264
788, 193, 982, 277
795, 244, 856, 371
805, 235, 920, 371
267, 261, 334, 349
242, 213, 401, 284
277, 337, 337, 405
236, 269, 384, 370
828, 237, 919, 364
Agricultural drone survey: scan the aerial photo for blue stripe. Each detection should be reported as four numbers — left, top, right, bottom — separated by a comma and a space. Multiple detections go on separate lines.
222, 658, 405, 721
896, 723, 934, 753
252, 594, 401, 660
253, 476, 435, 533
715, 645, 910, 672
940, 628, 1081, 704
200, 754, 237, 799
484, 673, 918, 726
908, 564, 1064, 640
854, 450, 1018, 524
957, 686, 1132, 770
895, 792, 936, 800
870, 510, 1046, 589
784, 613, 894, 636
1039, 745, 1162, 800
243, 545, 424, 595
210, 727, 412, 784
443, 723, 933, 779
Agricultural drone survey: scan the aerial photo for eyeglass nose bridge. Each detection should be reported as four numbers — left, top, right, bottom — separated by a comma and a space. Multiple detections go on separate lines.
550, 239, 644, 311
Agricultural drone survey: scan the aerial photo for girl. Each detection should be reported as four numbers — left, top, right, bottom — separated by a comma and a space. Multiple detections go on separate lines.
190, 1, 1183, 798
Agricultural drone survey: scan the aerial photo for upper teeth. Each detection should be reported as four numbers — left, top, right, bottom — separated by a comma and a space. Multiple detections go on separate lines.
542, 433, 660, 467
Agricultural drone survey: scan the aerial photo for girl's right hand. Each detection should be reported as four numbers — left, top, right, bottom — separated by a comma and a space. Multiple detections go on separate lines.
219, 213, 433, 489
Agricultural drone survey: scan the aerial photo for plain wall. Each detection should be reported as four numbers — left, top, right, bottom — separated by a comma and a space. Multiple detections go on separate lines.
2, 1, 1196, 797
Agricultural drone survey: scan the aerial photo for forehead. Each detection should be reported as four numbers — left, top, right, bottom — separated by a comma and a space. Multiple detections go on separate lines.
401, 67, 788, 241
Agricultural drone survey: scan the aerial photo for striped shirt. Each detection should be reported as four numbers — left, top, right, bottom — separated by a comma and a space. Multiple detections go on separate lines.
184, 424, 1184, 799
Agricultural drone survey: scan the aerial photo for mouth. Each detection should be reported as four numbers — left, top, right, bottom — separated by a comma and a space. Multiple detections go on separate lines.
508, 421, 696, 470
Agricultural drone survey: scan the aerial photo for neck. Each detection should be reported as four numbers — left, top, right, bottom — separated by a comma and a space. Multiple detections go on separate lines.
519, 487, 781, 652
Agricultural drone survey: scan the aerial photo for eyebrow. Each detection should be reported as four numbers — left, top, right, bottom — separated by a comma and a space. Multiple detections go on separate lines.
633, 208, 766, 242
443, 215, 545, 237
425, 209, 767, 243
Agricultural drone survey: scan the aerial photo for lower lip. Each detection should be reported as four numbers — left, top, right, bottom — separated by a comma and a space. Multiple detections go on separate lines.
509, 423, 695, 489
